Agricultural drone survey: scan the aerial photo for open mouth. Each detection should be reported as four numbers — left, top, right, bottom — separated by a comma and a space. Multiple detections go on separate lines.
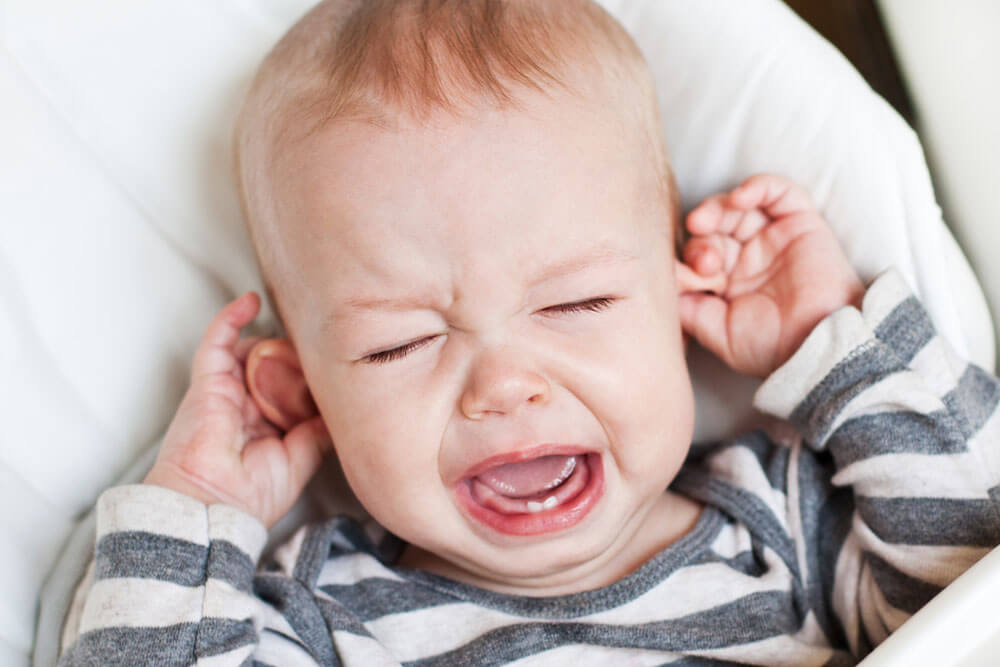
454, 450, 604, 536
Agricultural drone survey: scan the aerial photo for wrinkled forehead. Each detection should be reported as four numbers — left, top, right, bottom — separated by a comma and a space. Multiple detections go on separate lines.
271, 95, 671, 321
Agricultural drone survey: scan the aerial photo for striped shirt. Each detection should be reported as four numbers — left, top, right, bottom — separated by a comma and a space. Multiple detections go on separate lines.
59, 269, 1000, 666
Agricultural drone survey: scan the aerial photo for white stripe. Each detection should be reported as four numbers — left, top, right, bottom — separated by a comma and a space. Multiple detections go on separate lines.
316, 552, 406, 587
908, 335, 967, 397
97, 485, 208, 545
858, 562, 891, 646
208, 504, 268, 561
202, 577, 257, 620
690, 630, 836, 667
707, 445, 790, 534
786, 443, 810, 588
584, 550, 794, 625
859, 269, 912, 331
967, 403, 1000, 481
833, 451, 990, 499
365, 601, 518, 662
754, 306, 873, 419
824, 369, 946, 442
708, 519, 753, 559
196, 643, 255, 667
366, 547, 797, 662
849, 515, 988, 587
256, 627, 324, 666
508, 643, 680, 666
79, 578, 202, 634
330, 630, 402, 666
271, 524, 310, 576
832, 527, 864, 654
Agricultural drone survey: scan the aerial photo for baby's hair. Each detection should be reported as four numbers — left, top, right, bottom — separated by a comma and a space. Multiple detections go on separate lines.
234, 0, 683, 334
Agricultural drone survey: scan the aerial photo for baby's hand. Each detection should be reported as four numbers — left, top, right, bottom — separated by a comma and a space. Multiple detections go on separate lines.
144, 293, 328, 528
678, 174, 865, 378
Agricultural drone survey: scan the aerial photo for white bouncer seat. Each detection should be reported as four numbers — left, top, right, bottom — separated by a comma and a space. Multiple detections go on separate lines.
0, 0, 996, 664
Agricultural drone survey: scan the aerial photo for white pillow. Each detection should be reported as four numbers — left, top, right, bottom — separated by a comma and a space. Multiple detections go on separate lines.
1, 0, 993, 663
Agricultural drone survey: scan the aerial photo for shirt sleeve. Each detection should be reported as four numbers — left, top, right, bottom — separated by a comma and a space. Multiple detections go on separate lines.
754, 268, 1000, 657
57, 484, 332, 666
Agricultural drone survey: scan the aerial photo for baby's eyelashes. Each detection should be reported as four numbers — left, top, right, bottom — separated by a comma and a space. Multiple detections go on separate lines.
363, 335, 440, 364
357, 297, 621, 365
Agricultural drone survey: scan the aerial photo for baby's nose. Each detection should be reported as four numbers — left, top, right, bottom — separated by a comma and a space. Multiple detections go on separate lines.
460, 347, 551, 419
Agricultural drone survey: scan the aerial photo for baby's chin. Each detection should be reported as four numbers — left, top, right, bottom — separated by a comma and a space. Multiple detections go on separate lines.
406, 491, 679, 596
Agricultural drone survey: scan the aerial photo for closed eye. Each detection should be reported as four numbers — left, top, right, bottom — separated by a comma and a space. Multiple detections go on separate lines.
361, 297, 617, 365
542, 296, 618, 314
362, 336, 438, 364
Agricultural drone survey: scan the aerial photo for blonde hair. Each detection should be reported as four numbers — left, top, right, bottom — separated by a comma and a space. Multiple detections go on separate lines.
234, 0, 681, 329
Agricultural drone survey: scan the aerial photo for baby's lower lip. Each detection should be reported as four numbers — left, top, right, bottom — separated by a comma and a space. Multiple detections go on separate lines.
454, 453, 604, 536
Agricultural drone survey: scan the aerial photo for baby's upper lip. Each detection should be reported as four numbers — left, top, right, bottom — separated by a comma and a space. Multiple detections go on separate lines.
457, 443, 597, 483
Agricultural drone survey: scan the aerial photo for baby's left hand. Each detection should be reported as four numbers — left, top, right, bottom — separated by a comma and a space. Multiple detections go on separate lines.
678, 173, 865, 378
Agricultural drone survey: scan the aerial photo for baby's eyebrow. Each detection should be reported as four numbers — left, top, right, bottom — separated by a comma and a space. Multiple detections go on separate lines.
525, 245, 640, 288
323, 244, 639, 330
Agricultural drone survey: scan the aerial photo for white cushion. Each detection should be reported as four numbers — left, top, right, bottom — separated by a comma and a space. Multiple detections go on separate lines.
0, 0, 993, 663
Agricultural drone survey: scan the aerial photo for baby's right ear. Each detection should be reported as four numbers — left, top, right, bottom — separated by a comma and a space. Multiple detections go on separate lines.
246, 339, 319, 431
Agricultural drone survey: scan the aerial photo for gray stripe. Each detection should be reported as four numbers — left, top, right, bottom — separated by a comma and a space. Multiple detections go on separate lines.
95, 532, 255, 592
789, 341, 905, 446
396, 508, 724, 619
206, 540, 259, 592
942, 365, 1000, 440
254, 573, 339, 664
59, 624, 196, 666
404, 590, 801, 666
198, 618, 257, 657
796, 447, 852, 648
96, 531, 206, 587
873, 296, 935, 364
857, 496, 1000, 546
320, 579, 458, 622
731, 430, 789, 492
827, 409, 967, 468
867, 554, 942, 614
692, 548, 765, 578
674, 469, 800, 579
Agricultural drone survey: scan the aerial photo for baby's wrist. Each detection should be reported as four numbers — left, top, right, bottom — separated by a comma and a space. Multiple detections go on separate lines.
143, 463, 235, 512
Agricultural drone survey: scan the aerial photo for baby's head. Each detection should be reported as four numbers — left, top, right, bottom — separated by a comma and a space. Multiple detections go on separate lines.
234, 0, 717, 593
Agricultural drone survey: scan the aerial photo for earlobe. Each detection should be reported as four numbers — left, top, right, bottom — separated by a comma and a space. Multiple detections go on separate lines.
246, 339, 319, 431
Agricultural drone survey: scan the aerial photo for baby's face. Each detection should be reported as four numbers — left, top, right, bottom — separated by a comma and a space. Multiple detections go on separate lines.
271, 92, 697, 591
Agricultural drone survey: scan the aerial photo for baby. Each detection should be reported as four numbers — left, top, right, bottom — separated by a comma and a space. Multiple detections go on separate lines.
60, 0, 1000, 665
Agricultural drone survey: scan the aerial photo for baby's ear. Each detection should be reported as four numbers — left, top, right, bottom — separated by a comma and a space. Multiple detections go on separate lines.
246, 339, 319, 431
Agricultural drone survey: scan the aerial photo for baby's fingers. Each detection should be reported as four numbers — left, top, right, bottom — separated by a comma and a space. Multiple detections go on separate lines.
683, 234, 740, 277
191, 292, 261, 381
728, 174, 813, 219
687, 194, 770, 242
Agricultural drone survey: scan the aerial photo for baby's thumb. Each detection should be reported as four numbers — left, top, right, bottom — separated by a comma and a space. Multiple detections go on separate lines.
284, 416, 331, 492
678, 292, 733, 368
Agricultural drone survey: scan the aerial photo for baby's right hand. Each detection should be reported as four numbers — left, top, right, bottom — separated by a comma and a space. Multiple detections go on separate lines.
143, 292, 329, 528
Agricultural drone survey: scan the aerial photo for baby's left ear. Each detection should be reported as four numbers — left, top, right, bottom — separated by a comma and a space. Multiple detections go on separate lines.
246, 339, 319, 431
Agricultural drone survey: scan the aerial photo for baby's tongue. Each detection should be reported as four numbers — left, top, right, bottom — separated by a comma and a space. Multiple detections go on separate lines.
476, 455, 577, 498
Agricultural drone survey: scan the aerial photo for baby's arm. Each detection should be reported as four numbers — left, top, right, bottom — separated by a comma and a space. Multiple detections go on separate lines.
58, 295, 337, 664
682, 174, 1000, 655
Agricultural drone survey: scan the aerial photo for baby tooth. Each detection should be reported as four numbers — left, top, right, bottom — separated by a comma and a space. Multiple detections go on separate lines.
542, 496, 558, 510
527, 501, 544, 513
